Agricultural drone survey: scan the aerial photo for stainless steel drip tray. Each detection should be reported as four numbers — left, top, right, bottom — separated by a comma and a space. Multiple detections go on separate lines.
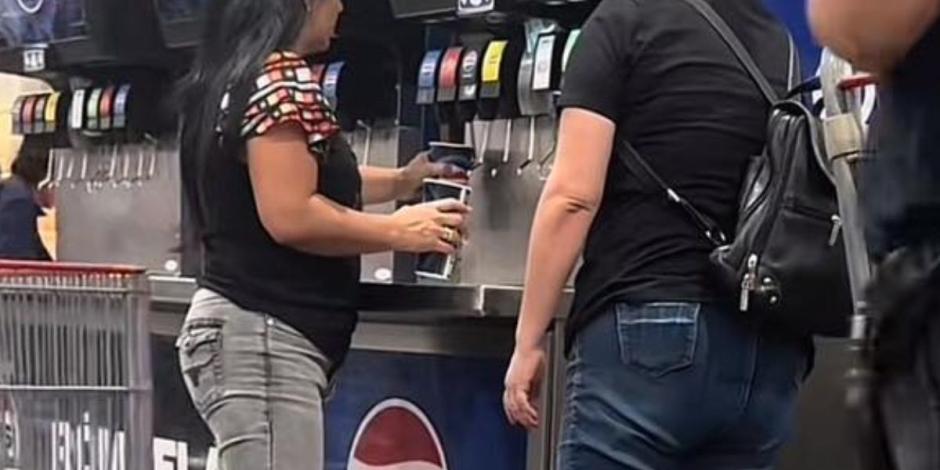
149, 276, 571, 320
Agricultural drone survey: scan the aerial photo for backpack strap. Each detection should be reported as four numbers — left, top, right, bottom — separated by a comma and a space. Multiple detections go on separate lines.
682, 0, 779, 104
615, 138, 728, 247
787, 35, 800, 90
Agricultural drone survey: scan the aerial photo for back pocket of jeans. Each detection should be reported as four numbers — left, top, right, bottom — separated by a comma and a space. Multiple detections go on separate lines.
616, 303, 700, 378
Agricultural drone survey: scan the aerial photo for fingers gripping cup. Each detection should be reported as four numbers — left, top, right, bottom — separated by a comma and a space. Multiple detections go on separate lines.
415, 179, 473, 281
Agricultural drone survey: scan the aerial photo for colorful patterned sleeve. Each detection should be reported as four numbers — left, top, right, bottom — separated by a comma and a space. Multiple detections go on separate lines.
238, 51, 341, 157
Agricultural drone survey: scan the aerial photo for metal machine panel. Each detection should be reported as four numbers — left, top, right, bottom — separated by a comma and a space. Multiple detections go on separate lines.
55, 138, 182, 273
456, 116, 557, 287
353, 122, 423, 283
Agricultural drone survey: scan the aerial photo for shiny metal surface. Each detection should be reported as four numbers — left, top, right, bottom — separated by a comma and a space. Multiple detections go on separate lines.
351, 121, 424, 283
56, 137, 182, 274
457, 117, 558, 286
149, 275, 572, 319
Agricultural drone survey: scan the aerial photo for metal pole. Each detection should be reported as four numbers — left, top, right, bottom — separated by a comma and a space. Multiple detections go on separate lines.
820, 52, 892, 470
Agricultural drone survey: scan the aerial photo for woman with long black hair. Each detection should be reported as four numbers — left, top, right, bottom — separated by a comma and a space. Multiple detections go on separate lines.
176, 0, 469, 468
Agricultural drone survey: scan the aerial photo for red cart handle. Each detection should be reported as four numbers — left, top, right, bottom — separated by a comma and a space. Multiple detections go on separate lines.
839, 74, 877, 91
0, 260, 146, 276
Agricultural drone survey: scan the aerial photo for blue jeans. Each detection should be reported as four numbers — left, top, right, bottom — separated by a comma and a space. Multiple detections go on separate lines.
559, 302, 809, 470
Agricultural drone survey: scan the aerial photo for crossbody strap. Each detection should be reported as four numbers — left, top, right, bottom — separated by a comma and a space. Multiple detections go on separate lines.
616, 139, 728, 246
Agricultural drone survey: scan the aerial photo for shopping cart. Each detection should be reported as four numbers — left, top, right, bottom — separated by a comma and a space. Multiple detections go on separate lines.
0, 261, 152, 470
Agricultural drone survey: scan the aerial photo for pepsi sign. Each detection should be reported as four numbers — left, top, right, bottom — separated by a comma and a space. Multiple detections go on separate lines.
348, 398, 448, 470
326, 350, 527, 470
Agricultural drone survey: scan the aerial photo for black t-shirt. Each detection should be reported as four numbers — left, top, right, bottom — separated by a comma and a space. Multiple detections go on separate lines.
183, 51, 362, 367
559, 0, 791, 345
862, 21, 940, 257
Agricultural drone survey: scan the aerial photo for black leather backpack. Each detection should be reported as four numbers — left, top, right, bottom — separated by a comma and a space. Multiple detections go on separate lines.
616, 0, 853, 337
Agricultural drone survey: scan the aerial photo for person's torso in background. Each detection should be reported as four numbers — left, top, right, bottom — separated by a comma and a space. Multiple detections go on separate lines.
0, 176, 51, 260
863, 20, 940, 256
561, 0, 792, 336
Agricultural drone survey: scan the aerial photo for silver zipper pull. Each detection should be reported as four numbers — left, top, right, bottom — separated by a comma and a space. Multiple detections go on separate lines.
828, 215, 843, 246
739, 254, 759, 312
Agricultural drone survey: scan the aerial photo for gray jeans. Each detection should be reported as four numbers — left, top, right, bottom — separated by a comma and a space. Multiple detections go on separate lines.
176, 289, 332, 470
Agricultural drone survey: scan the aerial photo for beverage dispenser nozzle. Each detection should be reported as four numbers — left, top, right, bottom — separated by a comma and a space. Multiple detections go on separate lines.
516, 32, 538, 175
479, 39, 506, 172
134, 144, 147, 186
107, 144, 120, 188
517, 25, 560, 176
63, 152, 75, 189
517, 29, 579, 178
144, 134, 159, 184
38, 148, 56, 191
50, 151, 60, 187
436, 46, 470, 144
54, 150, 67, 189
457, 47, 483, 160
501, 119, 513, 166
121, 147, 133, 188
478, 38, 523, 177
79, 151, 90, 192
356, 120, 374, 165
561, 28, 581, 77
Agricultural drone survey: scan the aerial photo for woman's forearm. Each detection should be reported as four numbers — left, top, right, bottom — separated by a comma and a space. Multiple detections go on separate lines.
516, 108, 613, 350
516, 192, 596, 350
267, 193, 398, 256
360, 166, 407, 205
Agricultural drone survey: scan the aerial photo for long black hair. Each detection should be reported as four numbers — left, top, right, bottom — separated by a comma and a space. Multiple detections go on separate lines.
178, 0, 310, 222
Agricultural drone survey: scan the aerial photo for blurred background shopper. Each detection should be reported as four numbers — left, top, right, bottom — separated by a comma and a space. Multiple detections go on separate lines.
810, 1, 940, 469
0, 139, 52, 261
176, 0, 468, 469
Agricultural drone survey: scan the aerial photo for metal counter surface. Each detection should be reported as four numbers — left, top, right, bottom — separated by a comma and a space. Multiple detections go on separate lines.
149, 275, 572, 320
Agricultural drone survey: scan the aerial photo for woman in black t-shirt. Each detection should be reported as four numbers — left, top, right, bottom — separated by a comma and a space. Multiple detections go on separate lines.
176, 1, 468, 469
503, 0, 809, 468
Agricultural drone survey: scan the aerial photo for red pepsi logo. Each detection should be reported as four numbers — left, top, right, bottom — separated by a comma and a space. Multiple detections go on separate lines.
348, 398, 447, 470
